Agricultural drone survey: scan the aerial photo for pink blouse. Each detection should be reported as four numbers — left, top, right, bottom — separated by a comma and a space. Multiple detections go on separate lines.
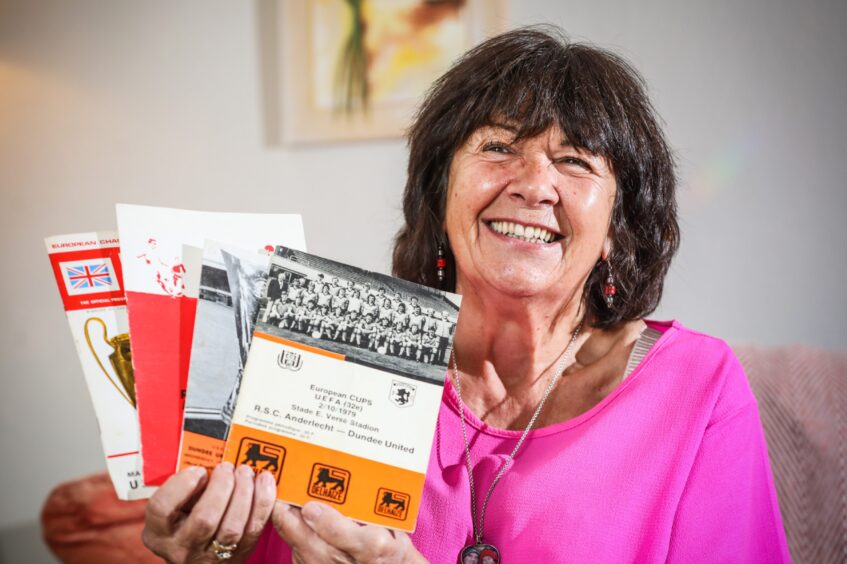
249, 320, 791, 562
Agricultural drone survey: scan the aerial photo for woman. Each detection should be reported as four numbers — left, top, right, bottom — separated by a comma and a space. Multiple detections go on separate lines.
142, 28, 790, 563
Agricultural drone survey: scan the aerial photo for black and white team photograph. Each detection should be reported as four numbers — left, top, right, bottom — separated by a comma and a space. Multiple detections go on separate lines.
256, 247, 460, 384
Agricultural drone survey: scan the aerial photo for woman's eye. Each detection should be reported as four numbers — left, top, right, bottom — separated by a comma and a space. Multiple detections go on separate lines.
482, 142, 511, 154
557, 156, 592, 171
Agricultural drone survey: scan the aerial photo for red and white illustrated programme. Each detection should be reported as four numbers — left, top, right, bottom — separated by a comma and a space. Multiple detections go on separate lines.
116, 205, 306, 485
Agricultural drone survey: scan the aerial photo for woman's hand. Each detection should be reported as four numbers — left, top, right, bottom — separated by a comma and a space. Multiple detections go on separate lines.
272, 501, 427, 563
142, 462, 277, 563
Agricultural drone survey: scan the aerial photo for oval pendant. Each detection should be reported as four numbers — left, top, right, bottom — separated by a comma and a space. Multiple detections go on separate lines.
459, 543, 500, 564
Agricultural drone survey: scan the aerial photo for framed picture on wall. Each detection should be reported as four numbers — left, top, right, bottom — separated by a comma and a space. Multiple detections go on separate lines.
281, 0, 507, 145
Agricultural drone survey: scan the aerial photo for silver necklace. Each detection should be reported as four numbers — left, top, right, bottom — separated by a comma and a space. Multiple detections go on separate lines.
451, 323, 582, 564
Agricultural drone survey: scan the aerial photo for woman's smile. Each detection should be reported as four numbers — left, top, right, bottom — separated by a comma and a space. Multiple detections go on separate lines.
484, 219, 563, 245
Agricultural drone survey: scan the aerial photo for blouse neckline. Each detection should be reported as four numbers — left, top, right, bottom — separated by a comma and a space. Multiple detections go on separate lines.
442, 319, 678, 439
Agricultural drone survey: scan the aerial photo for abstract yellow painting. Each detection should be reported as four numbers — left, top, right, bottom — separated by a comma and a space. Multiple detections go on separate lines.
282, 0, 506, 144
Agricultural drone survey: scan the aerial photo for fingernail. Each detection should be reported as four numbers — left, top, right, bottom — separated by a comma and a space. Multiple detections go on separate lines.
188, 466, 207, 478
301, 502, 322, 525
258, 471, 275, 488
271, 501, 287, 528
237, 464, 254, 477
219, 461, 234, 471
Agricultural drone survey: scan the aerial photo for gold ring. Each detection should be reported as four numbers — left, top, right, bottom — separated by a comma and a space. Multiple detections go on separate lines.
210, 539, 238, 560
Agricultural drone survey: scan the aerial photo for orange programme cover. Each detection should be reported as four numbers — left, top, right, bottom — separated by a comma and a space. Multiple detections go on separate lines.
116, 205, 306, 486
177, 241, 270, 472
223, 247, 461, 532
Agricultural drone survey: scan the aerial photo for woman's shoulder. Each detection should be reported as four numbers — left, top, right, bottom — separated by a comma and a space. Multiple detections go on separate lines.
643, 319, 756, 424
644, 319, 738, 363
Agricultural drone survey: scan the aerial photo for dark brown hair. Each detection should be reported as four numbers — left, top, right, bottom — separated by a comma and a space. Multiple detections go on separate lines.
392, 26, 680, 329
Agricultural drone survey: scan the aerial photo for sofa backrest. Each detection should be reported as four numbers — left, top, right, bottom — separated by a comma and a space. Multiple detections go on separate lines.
734, 345, 847, 564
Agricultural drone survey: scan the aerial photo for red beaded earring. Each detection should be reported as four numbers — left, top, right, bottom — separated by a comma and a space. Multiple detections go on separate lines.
436, 242, 447, 285
603, 260, 617, 307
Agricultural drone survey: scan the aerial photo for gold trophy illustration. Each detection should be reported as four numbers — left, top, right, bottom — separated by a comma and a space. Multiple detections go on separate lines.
84, 317, 136, 408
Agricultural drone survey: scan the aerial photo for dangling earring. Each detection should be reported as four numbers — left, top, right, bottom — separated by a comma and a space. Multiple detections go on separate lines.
436, 242, 447, 285
603, 260, 617, 307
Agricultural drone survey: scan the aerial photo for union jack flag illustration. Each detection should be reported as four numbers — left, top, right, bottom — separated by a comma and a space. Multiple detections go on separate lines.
60, 258, 121, 295
66, 263, 113, 289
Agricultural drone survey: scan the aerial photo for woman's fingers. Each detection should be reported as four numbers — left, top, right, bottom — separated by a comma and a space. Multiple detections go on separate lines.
213, 464, 255, 546
142, 465, 208, 558
275, 501, 420, 563
143, 463, 279, 563
299, 502, 367, 556
271, 502, 321, 546
242, 471, 278, 543
300, 501, 421, 563
179, 462, 236, 546
272, 502, 354, 563
144, 466, 208, 536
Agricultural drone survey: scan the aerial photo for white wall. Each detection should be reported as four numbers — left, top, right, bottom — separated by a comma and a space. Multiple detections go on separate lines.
1, 0, 845, 558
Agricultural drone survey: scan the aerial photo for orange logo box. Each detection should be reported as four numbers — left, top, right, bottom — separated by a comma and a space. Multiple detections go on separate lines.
374, 488, 410, 521
235, 438, 285, 483
308, 463, 350, 504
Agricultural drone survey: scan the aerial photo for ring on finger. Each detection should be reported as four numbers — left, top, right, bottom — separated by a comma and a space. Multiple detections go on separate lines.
209, 539, 238, 560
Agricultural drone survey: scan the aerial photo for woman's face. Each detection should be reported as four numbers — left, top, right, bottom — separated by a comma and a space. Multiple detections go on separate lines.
445, 123, 616, 301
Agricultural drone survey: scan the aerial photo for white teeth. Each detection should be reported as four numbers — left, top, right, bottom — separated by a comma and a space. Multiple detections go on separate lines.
489, 221, 556, 243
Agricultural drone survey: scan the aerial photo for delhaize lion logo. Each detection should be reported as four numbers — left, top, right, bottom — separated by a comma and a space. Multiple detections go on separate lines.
236, 438, 285, 483
374, 487, 410, 521
308, 464, 350, 504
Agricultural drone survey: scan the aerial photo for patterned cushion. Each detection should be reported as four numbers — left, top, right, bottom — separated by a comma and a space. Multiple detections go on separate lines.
735, 345, 847, 564
40, 473, 157, 564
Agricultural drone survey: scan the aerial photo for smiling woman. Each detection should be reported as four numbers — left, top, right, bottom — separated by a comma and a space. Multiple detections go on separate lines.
142, 26, 790, 564
394, 31, 680, 334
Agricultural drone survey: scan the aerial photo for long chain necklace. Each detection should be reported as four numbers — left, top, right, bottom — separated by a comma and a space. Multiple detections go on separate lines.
451, 323, 582, 564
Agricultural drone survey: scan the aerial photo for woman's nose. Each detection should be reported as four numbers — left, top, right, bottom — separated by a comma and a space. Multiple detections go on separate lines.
506, 157, 559, 207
